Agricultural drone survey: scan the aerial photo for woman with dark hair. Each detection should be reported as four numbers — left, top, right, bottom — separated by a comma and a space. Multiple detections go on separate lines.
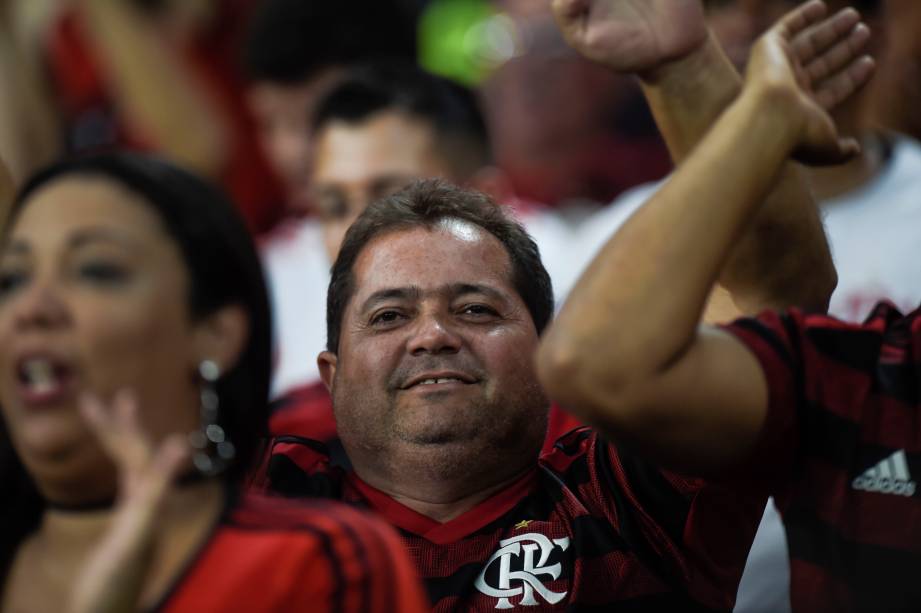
0, 153, 427, 611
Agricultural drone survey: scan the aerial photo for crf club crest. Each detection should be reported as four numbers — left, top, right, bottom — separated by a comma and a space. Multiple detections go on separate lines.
474, 533, 571, 609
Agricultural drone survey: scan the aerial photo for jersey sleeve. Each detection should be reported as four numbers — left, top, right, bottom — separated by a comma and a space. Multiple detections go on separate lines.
278, 501, 431, 613
163, 494, 430, 613
721, 309, 808, 488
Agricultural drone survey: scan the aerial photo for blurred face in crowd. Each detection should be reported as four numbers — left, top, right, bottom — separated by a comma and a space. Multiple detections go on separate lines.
247, 70, 342, 212
319, 222, 548, 486
705, 0, 880, 69
0, 177, 227, 503
310, 112, 457, 262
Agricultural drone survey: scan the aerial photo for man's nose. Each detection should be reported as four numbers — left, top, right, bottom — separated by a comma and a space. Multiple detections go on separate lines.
406, 313, 463, 356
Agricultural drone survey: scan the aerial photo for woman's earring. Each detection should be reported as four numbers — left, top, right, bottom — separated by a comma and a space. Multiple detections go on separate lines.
189, 359, 236, 476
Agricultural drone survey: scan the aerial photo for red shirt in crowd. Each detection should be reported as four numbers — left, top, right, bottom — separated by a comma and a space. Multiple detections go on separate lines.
43, 2, 285, 234
158, 490, 429, 612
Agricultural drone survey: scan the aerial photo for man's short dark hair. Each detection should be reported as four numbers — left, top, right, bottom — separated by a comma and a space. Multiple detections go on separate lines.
326, 179, 553, 354
312, 62, 492, 180
244, 0, 417, 85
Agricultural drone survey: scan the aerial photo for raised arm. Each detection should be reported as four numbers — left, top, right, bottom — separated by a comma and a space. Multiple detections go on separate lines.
538, 2, 874, 473
554, 0, 864, 317
79, 0, 227, 177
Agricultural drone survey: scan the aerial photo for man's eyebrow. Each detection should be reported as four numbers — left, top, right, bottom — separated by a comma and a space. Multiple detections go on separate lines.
449, 283, 508, 302
359, 286, 422, 313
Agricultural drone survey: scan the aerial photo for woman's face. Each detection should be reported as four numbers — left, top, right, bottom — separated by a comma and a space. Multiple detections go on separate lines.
0, 176, 205, 501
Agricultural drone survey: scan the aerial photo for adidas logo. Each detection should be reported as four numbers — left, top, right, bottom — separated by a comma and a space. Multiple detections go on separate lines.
852, 450, 917, 497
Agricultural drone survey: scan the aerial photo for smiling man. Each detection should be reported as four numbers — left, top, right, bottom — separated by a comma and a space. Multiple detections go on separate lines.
257, 0, 873, 610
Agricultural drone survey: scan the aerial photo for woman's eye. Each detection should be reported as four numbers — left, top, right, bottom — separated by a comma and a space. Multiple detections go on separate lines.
78, 262, 130, 284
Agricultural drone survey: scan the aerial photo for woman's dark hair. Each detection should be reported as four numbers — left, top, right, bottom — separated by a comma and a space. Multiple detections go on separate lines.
327, 179, 554, 354
10, 152, 272, 482
0, 418, 42, 587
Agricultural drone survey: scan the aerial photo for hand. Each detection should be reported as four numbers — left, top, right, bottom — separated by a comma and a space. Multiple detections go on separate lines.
552, 0, 707, 75
69, 390, 189, 613
746, 0, 875, 165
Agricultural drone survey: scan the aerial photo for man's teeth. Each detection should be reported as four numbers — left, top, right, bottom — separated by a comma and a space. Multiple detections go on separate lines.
419, 377, 462, 386
24, 360, 58, 392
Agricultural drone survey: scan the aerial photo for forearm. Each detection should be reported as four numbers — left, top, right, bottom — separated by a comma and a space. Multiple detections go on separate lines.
540, 87, 798, 410
81, 0, 226, 175
642, 33, 835, 319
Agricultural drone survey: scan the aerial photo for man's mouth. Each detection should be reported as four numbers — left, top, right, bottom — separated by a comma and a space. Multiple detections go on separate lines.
401, 371, 478, 390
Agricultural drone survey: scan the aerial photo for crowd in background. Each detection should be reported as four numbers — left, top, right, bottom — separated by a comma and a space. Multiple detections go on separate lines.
1, 0, 920, 611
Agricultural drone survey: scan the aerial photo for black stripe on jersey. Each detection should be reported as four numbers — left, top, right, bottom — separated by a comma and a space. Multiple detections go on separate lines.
569, 592, 722, 612
336, 518, 375, 612
798, 400, 862, 469
806, 326, 882, 374
876, 360, 919, 406
595, 442, 692, 600
733, 318, 796, 371
423, 560, 495, 606
267, 453, 344, 499
784, 504, 921, 611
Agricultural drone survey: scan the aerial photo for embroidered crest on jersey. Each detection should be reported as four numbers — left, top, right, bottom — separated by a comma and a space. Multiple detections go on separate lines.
474, 533, 570, 609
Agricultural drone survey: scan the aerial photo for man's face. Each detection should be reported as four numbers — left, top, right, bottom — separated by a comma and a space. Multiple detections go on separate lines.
320, 222, 548, 480
247, 72, 341, 211
310, 112, 457, 262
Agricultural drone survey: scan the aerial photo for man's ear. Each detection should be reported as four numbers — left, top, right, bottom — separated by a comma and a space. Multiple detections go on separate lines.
317, 351, 338, 394
193, 304, 249, 374
468, 166, 514, 203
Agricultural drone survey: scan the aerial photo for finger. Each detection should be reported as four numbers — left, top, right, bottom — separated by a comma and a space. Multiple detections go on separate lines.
125, 435, 189, 507
804, 22, 870, 84
837, 136, 861, 160
151, 435, 189, 484
791, 7, 860, 64
776, 0, 828, 40
79, 393, 120, 448
814, 55, 875, 110
79, 391, 151, 472
552, 0, 588, 22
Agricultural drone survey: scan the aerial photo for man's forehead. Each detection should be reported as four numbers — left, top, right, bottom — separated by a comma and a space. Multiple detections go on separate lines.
350, 222, 517, 299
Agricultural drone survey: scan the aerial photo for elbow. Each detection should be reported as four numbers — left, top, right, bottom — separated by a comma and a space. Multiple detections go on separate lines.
536, 328, 636, 426
535, 334, 585, 409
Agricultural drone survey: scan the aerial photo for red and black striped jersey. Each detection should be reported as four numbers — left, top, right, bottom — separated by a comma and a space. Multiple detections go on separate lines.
155, 491, 429, 612
259, 428, 765, 611
725, 302, 921, 612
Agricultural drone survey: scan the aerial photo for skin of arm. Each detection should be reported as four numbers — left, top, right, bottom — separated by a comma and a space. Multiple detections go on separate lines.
79, 0, 227, 177
538, 2, 874, 473
641, 31, 838, 320
0, 4, 59, 183
555, 1, 867, 319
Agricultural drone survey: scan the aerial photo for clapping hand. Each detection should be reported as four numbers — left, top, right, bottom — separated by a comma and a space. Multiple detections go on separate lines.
69, 390, 189, 613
